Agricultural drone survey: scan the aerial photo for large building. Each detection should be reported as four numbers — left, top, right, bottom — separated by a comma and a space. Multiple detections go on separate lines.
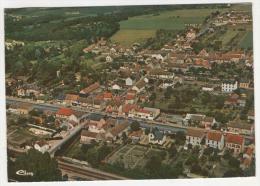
221, 80, 238, 92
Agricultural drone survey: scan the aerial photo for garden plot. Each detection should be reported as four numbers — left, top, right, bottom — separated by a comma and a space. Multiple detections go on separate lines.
107, 144, 166, 169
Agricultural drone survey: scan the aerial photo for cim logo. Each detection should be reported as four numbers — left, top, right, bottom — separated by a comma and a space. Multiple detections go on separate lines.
16, 170, 34, 176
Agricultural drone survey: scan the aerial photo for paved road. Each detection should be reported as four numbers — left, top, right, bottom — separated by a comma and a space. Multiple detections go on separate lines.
48, 123, 86, 157
6, 97, 188, 133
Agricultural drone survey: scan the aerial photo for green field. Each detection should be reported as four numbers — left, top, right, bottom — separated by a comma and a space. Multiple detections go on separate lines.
240, 31, 253, 49
111, 29, 156, 46
112, 8, 226, 46
219, 29, 240, 46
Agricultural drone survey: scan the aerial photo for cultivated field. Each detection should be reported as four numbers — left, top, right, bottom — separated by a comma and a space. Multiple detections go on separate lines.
112, 8, 227, 46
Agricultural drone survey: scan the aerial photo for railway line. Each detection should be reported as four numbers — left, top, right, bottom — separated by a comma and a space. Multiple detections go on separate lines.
57, 158, 128, 181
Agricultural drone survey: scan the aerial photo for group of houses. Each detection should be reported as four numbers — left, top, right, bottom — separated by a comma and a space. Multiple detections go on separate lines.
186, 128, 246, 154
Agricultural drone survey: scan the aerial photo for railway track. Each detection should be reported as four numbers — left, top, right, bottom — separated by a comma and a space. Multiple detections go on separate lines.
57, 158, 128, 180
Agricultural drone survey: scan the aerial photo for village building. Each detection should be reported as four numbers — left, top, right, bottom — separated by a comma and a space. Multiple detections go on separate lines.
56, 108, 74, 119
105, 122, 129, 142
86, 114, 108, 133
128, 107, 160, 120
128, 129, 144, 143
106, 55, 113, 62
34, 140, 50, 153
247, 110, 254, 122
80, 130, 99, 144
149, 68, 175, 79
112, 84, 121, 90
227, 119, 254, 136
148, 128, 166, 145
241, 146, 254, 169
205, 131, 225, 150
79, 82, 100, 97
132, 79, 146, 93
239, 79, 250, 89
125, 77, 134, 86
8, 103, 33, 115
183, 114, 206, 126
64, 94, 79, 105
185, 128, 206, 147
103, 92, 113, 101
225, 133, 245, 155
221, 80, 238, 92
201, 117, 217, 130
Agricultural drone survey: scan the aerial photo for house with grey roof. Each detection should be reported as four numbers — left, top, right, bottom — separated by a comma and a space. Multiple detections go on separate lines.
148, 128, 166, 145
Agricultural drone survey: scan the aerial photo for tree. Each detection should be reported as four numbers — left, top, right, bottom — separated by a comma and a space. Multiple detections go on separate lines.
223, 168, 244, 177
168, 144, 177, 157
9, 149, 62, 181
164, 90, 171, 99
121, 132, 128, 143
229, 157, 240, 168
149, 92, 157, 101
223, 149, 232, 160
204, 147, 214, 156
190, 164, 202, 175
175, 131, 186, 145
185, 154, 198, 166
130, 121, 141, 131
144, 128, 150, 135
145, 155, 162, 177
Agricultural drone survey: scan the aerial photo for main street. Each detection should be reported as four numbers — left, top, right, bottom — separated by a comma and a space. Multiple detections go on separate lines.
6, 96, 254, 142
6, 96, 187, 133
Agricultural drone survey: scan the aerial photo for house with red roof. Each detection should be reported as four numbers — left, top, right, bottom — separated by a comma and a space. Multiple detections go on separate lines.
206, 131, 224, 150
56, 108, 86, 125
225, 133, 245, 155
125, 94, 136, 104
79, 82, 100, 96
56, 108, 74, 119
128, 129, 144, 143
103, 92, 113, 101
193, 59, 211, 69
105, 98, 123, 115
120, 104, 139, 117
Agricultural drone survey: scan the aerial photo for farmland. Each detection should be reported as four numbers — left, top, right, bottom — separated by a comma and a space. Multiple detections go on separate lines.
112, 8, 227, 46
240, 31, 253, 49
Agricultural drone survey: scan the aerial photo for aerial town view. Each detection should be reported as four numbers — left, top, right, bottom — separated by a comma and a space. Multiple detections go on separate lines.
5, 3, 255, 182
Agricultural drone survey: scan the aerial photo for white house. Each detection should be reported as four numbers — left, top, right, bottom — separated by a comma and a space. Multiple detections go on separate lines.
129, 107, 160, 120
205, 131, 224, 150
151, 54, 164, 62
125, 77, 134, 86
202, 87, 214, 92
186, 128, 205, 147
34, 141, 50, 153
221, 80, 238, 92
112, 84, 121, 90
106, 55, 113, 63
